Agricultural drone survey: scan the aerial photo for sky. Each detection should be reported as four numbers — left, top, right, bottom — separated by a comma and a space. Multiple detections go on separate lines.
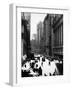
30, 13, 46, 40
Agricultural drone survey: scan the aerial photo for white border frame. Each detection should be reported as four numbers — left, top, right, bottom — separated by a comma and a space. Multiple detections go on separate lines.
9, 4, 70, 86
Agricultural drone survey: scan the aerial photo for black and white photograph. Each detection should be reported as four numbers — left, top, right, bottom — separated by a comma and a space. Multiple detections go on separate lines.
21, 12, 63, 77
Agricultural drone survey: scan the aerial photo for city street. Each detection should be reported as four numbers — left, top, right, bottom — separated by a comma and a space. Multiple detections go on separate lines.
21, 54, 63, 77
21, 12, 63, 77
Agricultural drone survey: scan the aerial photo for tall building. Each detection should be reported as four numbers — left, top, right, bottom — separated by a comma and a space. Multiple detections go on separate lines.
21, 12, 31, 57
42, 14, 63, 59
30, 33, 38, 53
43, 14, 52, 56
37, 22, 43, 45
37, 21, 44, 54
52, 14, 63, 59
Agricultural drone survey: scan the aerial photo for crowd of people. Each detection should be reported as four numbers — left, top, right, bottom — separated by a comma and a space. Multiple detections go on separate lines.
21, 53, 63, 77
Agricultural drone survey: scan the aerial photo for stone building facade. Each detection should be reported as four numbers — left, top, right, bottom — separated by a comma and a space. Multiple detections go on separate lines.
42, 14, 63, 59
21, 12, 31, 57
52, 14, 63, 59
43, 14, 52, 56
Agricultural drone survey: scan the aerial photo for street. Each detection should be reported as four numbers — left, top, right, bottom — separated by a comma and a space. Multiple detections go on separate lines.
21, 54, 63, 77
21, 13, 63, 77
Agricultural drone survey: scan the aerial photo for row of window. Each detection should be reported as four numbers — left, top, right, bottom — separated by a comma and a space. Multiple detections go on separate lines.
54, 23, 63, 47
